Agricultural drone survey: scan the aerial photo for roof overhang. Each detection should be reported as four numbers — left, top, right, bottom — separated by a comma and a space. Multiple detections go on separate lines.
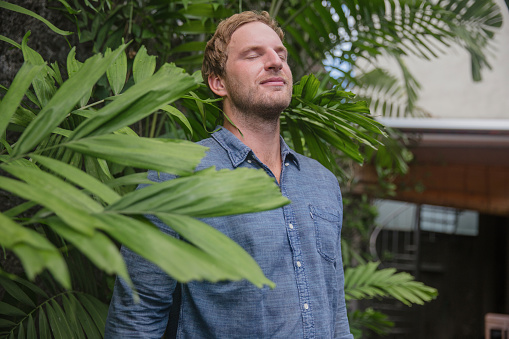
355, 118, 509, 216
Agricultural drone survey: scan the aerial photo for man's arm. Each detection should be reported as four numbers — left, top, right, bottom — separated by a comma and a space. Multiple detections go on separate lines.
104, 218, 178, 338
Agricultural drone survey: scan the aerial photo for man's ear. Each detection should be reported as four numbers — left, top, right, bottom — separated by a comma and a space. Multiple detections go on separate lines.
208, 74, 228, 97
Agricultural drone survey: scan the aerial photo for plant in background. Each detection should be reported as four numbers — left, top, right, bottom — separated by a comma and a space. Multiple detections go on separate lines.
53, 0, 503, 118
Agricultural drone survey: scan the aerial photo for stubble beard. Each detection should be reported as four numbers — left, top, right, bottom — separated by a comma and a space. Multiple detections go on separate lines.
225, 80, 293, 123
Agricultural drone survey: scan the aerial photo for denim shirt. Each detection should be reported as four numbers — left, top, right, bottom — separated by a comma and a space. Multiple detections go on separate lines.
105, 127, 353, 339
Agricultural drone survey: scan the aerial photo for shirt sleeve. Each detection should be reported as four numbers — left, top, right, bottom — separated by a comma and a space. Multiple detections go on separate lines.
334, 187, 355, 339
104, 172, 179, 338
104, 246, 177, 338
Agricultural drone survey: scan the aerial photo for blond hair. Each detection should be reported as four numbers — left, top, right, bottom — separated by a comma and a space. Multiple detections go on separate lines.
202, 11, 284, 84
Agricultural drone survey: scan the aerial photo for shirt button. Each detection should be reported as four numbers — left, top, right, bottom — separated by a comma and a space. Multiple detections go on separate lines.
296, 261, 302, 267
247, 159, 252, 164
303, 303, 309, 310
288, 223, 294, 229
284, 162, 289, 166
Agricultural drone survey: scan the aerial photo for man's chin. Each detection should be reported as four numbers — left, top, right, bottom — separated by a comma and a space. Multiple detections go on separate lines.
255, 101, 290, 120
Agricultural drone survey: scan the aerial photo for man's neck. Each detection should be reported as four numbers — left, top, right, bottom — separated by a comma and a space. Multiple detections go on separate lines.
223, 114, 282, 183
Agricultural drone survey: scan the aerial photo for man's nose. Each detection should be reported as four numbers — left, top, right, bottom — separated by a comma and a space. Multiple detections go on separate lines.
265, 50, 283, 71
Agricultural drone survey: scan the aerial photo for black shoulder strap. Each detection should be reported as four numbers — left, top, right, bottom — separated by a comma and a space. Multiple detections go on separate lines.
163, 282, 182, 338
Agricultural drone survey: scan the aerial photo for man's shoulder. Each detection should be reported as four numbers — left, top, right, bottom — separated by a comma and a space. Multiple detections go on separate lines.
195, 135, 232, 170
293, 152, 336, 180
196, 136, 216, 147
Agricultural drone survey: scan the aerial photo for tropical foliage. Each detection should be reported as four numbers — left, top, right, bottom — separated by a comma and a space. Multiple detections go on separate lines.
0, 36, 292, 337
345, 262, 437, 307
1, 0, 503, 337
57, 0, 503, 117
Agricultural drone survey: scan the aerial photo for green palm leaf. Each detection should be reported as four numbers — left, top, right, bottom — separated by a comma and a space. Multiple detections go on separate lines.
0, 213, 69, 288
69, 63, 200, 140
0, 274, 109, 339
65, 135, 206, 176
0, 1, 73, 36
344, 262, 438, 306
106, 167, 289, 218
0, 62, 43, 136
12, 44, 128, 157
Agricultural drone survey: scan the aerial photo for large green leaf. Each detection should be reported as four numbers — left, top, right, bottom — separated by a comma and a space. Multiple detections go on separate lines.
12, 44, 128, 157
0, 302, 26, 317
21, 34, 57, 108
38, 307, 51, 338
106, 47, 127, 95
0, 169, 97, 237
0, 213, 70, 288
69, 63, 200, 140
132, 45, 156, 84
157, 213, 274, 289
344, 262, 438, 306
61, 294, 86, 339
106, 167, 289, 218
46, 300, 74, 338
68, 294, 102, 339
161, 105, 193, 136
94, 213, 274, 287
66, 47, 94, 108
0, 275, 35, 308
1, 164, 103, 213
282, 74, 386, 172
65, 135, 207, 176
26, 313, 37, 338
46, 217, 133, 292
30, 154, 120, 205
0, 62, 44, 135
75, 293, 108, 337
0, 1, 73, 36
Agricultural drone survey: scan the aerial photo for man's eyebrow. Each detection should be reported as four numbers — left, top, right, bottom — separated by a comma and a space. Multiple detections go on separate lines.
238, 45, 288, 56
239, 46, 263, 55
275, 46, 288, 54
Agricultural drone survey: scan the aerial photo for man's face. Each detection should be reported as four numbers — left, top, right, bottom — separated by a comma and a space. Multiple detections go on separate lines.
220, 21, 293, 120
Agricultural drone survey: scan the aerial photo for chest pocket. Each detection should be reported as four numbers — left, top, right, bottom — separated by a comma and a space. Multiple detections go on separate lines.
310, 205, 341, 263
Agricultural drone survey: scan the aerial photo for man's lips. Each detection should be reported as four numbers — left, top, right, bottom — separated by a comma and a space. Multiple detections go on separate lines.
260, 77, 286, 86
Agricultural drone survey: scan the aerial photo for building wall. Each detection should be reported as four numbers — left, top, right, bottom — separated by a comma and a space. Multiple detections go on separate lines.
369, 0, 509, 119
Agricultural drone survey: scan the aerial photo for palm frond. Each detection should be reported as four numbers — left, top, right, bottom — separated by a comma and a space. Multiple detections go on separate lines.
344, 261, 438, 306
0, 274, 107, 339
272, 0, 502, 118
348, 307, 394, 338
281, 74, 386, 176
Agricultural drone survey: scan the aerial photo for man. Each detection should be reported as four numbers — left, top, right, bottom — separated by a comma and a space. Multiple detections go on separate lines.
105, 11, 353, 339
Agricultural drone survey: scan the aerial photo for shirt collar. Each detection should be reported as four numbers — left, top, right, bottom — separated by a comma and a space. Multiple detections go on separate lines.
211, 127, 300, 170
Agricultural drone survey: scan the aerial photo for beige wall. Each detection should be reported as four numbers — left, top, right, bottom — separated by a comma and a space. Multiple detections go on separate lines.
365, 0, 509, 119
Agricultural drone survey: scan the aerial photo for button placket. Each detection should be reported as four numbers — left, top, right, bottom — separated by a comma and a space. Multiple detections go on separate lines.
280, 156, 314, 338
